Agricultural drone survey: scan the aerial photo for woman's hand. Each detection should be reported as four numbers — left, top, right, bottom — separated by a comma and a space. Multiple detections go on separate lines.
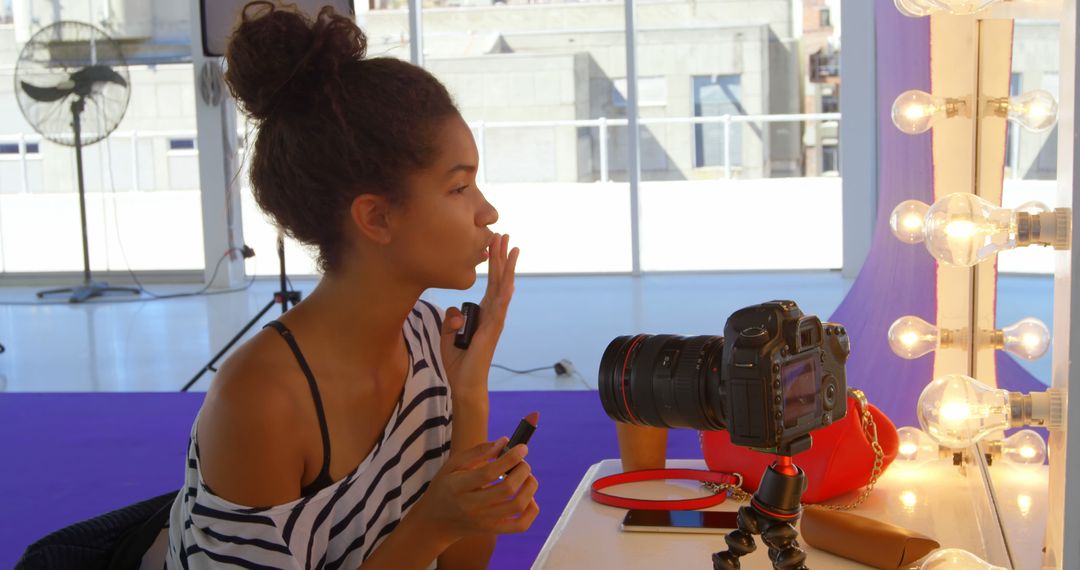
440, 233, 520, 397
413, 437, 540, 546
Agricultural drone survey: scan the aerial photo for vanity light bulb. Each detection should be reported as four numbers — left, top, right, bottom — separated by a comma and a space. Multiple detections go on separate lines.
918, 375, 1009, 448
920, 548, 1006, 569
890, 200, 931, 244
896, 426, 938, 463
888, 316, 942, 359
1006, 90, 1058, 132
923, 193, 1070, 267
896, 0, 1003, 17
1001, 429, 1046, 468
892, 90, 953, 134
917, 374, 1064, 449
998, 318, 1050, 360
894, 0, 941, 17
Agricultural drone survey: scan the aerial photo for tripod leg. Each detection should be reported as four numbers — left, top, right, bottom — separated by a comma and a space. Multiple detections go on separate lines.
712, 506, 762, 570
761, 521, 807, 570
182, 298, 277, 391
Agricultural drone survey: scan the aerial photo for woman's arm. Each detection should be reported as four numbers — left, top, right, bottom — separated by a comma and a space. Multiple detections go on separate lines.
436, 396, 497, 570
435, 234, 522, 568
198, 358, 308, 507
362, 439, 537, 570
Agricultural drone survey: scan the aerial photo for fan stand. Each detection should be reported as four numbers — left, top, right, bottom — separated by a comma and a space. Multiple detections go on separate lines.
36, 97, 141, 303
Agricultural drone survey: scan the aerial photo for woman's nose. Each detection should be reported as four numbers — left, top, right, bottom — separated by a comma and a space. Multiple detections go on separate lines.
478, 196, 499, 227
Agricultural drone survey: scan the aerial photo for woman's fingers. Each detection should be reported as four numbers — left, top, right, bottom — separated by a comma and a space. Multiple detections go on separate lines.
441, 306, 465, 338
485, 473, 538, 520
494, 498, 540, 534
475, 458, 531, 503
484, 235, 515, 307
486, 233, 503, 293
468, 444, 527, 488
502, 246, 519, 303
446, 437, 507, 475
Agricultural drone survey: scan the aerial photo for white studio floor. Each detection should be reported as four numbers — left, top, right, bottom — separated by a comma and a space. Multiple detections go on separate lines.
0, 271, 1055, 393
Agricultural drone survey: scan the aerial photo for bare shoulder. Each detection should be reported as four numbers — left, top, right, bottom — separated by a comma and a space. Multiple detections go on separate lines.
196, 329, 310, 507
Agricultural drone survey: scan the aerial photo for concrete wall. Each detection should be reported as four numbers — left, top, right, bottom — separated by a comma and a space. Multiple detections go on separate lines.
1, 0, 802, 192
366, 0, 802, 181
430, 52, 590, 183
410, 23, 798, 181
370, 0, 796, 39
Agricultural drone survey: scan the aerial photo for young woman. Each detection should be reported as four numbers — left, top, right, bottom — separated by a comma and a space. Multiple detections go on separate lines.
153, 3, 538, 568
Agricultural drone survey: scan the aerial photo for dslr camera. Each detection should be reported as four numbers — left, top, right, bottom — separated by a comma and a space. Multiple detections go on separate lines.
599, 300, 849, 455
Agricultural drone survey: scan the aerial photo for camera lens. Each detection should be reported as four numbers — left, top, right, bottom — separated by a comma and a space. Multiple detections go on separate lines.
598, 334, 727, 431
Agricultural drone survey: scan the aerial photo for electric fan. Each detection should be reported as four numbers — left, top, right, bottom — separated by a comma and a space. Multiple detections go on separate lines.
15, 21, 139, 302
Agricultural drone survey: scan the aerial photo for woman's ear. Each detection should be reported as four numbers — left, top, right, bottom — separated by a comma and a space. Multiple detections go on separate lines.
349, 194, 393, 245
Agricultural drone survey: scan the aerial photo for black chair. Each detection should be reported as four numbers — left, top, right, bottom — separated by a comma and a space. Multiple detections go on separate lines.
16, 490, 177, 570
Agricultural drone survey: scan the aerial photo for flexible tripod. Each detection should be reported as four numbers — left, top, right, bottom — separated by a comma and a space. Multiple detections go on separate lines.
712, 456, 809, 570
182, 234, 301, 391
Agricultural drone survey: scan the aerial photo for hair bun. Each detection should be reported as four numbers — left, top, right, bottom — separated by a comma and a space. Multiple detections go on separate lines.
224, 1, 367, 121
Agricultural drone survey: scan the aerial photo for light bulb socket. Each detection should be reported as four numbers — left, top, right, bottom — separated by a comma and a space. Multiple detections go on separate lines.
1008, 389, 1064, 430
1017, 209, 1071, 249
988, 96, 1011, 118
944, 97, 968, 119
990, 329, 1005, 349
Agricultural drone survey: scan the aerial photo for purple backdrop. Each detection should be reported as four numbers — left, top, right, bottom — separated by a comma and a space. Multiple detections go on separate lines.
829, 0, 1045, 430
0, 391, 703, 570
827, 0, 937, 429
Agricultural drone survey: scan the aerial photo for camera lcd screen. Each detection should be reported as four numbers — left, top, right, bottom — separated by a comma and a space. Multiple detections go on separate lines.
781, 354, 819, 427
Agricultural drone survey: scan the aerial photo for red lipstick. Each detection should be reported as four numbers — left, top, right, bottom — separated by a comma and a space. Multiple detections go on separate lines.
502, 411, 539, 457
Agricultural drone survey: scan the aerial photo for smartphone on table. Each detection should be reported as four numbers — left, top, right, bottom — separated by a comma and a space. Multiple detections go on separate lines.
619, 509, 738, 535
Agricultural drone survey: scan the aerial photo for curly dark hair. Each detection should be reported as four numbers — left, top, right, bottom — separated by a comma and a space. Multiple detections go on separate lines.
224, 1, 459, 273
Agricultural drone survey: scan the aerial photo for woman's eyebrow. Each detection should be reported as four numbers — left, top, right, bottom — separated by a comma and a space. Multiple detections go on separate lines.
447, 164, 478, 175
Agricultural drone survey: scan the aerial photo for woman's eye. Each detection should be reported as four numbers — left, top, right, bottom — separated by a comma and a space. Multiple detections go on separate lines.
452, 185, 468, 195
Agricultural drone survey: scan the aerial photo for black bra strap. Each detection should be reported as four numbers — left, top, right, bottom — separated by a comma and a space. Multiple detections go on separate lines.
263, 321, 332, 485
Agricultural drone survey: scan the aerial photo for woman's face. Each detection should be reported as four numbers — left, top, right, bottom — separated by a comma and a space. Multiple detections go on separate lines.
390, 114, 499, 290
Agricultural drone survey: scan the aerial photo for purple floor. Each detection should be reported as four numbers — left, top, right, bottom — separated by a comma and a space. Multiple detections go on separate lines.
0, 391, 702, 569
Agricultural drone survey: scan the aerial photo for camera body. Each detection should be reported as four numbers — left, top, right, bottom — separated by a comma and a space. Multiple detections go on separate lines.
598, 300, 850, 456
722, 300, 849, 455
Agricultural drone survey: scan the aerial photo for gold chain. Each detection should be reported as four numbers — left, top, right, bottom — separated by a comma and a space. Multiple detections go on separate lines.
813, 389, 884, 511
700, 388, 884, 511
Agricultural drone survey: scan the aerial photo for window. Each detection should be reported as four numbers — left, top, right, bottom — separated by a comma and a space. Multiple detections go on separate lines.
820, 8, 831, 28
822, 145, 840, 174
693, 75, 743, 169
168, 138, 196, 151
1006, 72, 1021, 174
0, 143, 40, 155
822, 93, 839, 114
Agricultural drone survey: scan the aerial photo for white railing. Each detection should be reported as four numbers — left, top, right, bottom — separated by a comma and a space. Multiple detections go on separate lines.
0, 113, 840, 193
0, 129, 205, 194
0, 133, 40, 194
466, 112, 842, 182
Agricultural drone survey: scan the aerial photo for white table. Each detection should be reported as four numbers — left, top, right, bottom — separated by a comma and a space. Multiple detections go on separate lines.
533, 459, 1048, 569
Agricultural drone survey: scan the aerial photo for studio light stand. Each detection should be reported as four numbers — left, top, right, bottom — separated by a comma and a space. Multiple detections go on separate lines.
713, 455, 809, 570
182, 233, 301, 391
36, 97, 141, 303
